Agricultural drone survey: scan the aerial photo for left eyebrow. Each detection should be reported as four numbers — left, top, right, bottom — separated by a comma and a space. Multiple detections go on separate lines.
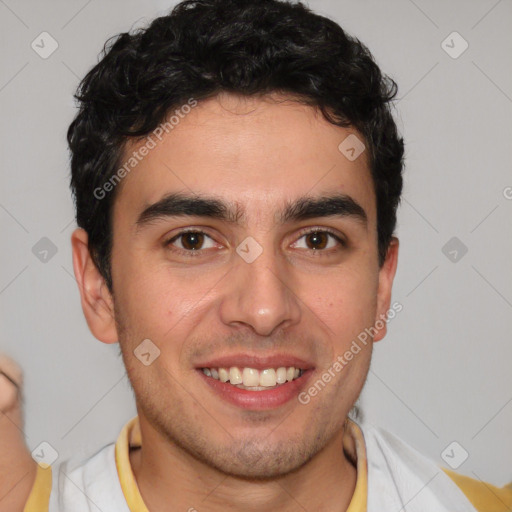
135, 191, 368, 231
279, 194, 367, 227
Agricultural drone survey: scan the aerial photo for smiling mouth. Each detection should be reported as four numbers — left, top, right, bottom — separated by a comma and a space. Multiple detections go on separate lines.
200, 366, 305, 391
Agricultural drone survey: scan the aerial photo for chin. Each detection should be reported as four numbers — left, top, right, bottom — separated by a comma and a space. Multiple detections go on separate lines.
183, 434, 319, 481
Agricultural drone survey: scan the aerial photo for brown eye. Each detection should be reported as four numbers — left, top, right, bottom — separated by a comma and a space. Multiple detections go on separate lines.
179, 232, 205, 250
165, 230, 217, 255
304, 231, 330, 250
292, 229, 345, 253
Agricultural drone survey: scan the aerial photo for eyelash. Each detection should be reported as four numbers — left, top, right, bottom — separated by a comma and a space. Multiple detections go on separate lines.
164, 227, 346, 258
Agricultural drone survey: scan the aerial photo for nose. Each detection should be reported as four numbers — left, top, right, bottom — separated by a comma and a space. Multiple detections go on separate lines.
219, 240, 302, 337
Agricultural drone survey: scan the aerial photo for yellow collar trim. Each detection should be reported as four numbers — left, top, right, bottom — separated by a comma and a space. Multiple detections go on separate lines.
23, 465, 52, 512
115, 415, 367, 512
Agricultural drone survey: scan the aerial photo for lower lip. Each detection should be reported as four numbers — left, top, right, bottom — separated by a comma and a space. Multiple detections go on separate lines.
197, 369, 314, 410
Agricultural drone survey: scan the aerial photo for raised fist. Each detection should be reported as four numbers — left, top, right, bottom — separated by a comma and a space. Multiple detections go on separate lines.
0, 354, 37, 511
0, 353, 23, 413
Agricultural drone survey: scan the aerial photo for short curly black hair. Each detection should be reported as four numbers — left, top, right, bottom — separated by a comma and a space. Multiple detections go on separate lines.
67, 0, 404, 292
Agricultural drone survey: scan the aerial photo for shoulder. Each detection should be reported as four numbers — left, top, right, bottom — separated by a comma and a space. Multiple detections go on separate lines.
24, 442, 130, 512
55, 442, 130, 511
357, 421, 510, 512
442, 467, 512, 512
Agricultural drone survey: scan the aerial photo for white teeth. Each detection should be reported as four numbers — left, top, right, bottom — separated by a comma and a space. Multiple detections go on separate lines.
276, 367, 287, 384
229, 367, 243, 385
218, 367, 229, 382
242, 367, 260, 387
202, 366, 304, 388
259, 369, 277, 387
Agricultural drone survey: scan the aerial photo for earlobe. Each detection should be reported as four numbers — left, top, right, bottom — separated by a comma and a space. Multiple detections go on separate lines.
71, 228, 118, 344
373, 237, 399, 343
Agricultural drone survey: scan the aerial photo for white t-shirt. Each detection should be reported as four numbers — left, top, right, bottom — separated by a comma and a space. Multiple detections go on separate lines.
25, 416, 507, 511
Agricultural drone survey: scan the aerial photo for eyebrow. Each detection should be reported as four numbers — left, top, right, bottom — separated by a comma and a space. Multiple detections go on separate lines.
135, 192, 368, 231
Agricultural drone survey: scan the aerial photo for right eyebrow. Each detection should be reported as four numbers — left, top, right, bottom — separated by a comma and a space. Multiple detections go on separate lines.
135, 193, 243, 231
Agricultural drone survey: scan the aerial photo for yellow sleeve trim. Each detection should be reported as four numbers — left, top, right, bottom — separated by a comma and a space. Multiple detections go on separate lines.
23, 465, 52, 512
442, 467, 512, 512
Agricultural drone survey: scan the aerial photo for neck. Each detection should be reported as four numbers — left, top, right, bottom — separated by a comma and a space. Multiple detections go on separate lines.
130, 419, 358, 512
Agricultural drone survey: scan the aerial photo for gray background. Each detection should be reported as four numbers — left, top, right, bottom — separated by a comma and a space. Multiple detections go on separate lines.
1, 0, 511, 487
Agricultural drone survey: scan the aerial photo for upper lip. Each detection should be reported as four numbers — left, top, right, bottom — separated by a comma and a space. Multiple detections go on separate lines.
195, 353, 315, 371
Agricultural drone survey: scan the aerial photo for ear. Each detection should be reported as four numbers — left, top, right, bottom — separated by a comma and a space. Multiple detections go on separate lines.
373, 237, 399, 342
71, 228, 118, 344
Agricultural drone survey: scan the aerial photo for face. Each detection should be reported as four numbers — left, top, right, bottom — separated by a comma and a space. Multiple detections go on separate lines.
73, 92, 398, 479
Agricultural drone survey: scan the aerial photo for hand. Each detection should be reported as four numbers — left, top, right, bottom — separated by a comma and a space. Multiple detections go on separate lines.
0, 353, 22, 413
0, 354, 37, 512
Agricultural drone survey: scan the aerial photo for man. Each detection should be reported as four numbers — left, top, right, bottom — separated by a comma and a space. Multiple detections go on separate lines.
0, 0, 510, 510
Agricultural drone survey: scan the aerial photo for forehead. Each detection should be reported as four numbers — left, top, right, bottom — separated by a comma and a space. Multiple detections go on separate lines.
114, 93, 375, 226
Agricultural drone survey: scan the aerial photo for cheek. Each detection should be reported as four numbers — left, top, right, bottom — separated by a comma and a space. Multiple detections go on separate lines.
113, 255, 214, 353
306, 267, 379, 335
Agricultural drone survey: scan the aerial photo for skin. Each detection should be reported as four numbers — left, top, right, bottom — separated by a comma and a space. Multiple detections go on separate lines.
0, 355, 37, 511
72, 92, 399, 511
1, 91, 398, 511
